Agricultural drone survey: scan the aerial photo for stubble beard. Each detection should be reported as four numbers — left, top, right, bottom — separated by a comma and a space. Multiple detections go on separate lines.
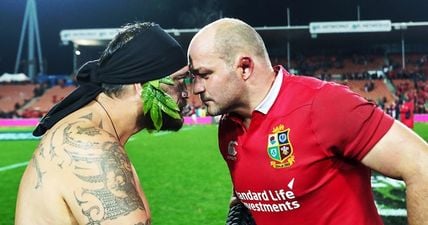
206, 103, 222, 116
204, 91, 242, 117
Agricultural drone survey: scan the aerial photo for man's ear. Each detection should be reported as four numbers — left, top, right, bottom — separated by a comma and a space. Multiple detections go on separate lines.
237, 57, 253, 80
134, 83, 143, 96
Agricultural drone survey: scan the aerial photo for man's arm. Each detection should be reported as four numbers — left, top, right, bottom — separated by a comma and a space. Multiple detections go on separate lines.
361, 120, 428, 225
131, 164, 152, 221
60, 124, 150, 225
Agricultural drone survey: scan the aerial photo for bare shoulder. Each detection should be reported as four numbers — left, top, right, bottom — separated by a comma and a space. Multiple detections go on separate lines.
32, 113, 115, 170
61, 116, 149, 224
26, 113, 150, 224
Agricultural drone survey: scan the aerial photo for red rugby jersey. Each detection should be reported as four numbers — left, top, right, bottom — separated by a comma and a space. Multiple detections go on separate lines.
218, 66, 394, 225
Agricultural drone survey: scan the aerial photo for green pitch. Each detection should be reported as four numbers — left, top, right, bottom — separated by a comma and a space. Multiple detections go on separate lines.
0, 123, 427, 225
0, 125, 231, 225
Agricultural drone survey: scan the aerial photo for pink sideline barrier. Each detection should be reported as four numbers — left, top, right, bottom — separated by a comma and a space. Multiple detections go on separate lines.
0, 118, 39, 127
0, 117, 215, 127
183, 116, 213, 125
414, 114, 428, 123
2, 114, 425, 127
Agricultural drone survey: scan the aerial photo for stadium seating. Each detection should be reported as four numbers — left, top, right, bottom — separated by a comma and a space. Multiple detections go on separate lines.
0, 84, 36, 114
1, 52, 425, 118
27, 85, 76, 115
344, 80, 395, 105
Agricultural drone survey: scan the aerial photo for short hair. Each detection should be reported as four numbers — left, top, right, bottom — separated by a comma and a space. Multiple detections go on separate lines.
213, 18, 268, 66
98, 22, 156, 97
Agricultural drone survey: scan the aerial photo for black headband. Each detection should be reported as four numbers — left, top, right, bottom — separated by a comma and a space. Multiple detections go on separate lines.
33, 24, 186, 136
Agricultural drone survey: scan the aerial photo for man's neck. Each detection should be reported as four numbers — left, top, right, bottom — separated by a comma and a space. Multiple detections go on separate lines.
95, 95, 138, 145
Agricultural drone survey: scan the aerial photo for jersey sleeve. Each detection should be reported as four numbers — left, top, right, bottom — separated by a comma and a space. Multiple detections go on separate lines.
311, 82, 394, 160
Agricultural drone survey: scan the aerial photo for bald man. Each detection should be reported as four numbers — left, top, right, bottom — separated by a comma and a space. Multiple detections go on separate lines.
188, 18, 428, 225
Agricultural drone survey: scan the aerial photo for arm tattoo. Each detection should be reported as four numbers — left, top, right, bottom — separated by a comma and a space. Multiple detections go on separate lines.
49, 126, 60, 160
76, 126, 102, 136
63, 122, 99, 149
79, 113, 93, 121
65, 129, 145, 224
31, 155, 46, 189
38, 141, 46, 159
32, 117, 102, 189
32, 118, 147, 223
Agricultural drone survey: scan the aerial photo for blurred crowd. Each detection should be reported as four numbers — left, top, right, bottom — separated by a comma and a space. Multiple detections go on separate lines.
1, 52, 427, 130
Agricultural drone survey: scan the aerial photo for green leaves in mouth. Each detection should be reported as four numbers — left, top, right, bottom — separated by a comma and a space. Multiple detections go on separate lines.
142, 76, 181, 131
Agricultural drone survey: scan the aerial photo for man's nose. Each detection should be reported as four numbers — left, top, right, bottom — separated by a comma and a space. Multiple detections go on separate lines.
192, 78, 205, 95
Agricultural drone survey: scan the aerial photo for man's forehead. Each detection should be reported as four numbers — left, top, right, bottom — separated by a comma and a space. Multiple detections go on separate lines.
189, 56, 209, 73
188, 33, 216, 57
190, 27, 215, 47
188, 48, 218, 70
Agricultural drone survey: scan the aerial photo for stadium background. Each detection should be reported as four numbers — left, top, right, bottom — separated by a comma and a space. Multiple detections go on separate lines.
1, 0, 428, 224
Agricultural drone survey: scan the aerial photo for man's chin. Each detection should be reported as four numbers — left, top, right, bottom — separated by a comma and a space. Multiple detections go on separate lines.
206, 106, 222, 117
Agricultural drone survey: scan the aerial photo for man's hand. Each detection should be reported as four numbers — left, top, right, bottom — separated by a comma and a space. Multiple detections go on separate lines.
226, 202, 256, 225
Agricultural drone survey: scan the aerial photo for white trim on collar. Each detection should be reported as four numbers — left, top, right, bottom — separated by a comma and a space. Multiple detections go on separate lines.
254, 68, 284, 114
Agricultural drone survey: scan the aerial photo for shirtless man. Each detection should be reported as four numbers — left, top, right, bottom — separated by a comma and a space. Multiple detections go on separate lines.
15, 22, 188, 225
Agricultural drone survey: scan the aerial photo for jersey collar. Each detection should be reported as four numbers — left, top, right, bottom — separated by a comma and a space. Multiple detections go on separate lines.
254, 67, 284, 114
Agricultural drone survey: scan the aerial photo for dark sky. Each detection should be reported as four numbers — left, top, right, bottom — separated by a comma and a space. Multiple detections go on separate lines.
1, 0, 427, 75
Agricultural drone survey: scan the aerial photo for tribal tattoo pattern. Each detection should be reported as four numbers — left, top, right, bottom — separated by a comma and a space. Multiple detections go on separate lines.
72, 141, 145, 224
31, 153, 45, 189
31, 113, 147, 224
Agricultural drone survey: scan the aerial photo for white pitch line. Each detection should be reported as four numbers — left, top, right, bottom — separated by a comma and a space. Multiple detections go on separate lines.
378, 208, 407, 216
0, 161, 28, 172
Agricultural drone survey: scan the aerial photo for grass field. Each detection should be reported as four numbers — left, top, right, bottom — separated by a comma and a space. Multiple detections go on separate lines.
0, 123, 427, 225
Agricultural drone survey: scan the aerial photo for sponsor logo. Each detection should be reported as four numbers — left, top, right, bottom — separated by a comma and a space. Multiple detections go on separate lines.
267, 124, 295, 169
235, 178, 301, 213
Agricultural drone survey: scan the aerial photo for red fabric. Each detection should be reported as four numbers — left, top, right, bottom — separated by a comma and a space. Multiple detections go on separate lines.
400, 101, 415, 129
218, 66, 394, 225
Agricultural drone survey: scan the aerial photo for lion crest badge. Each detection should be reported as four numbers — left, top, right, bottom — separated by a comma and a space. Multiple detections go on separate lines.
267, 124, 295, 169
